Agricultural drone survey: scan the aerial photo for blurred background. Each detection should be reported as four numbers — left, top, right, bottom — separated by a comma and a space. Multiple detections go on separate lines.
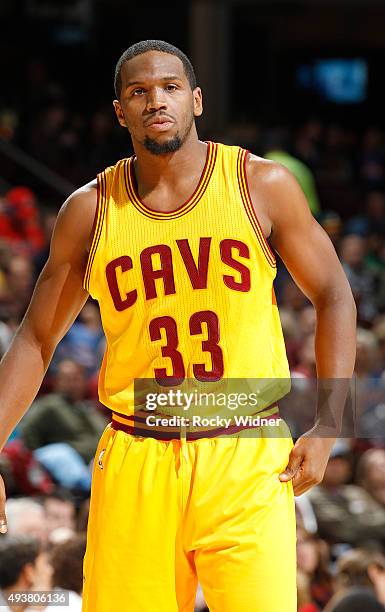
1, 0, 385, 611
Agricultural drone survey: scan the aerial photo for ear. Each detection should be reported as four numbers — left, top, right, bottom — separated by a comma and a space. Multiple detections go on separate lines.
113, 100, 127, 128
193, 87, 203, 118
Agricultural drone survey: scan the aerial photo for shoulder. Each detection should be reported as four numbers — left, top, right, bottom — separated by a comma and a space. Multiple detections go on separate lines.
244, 152, 310, 231
245, 152, 297, 189
61, 179, 98, 219
55, 179, 98, 251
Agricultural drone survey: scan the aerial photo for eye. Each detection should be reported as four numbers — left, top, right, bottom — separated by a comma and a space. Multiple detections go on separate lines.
132, 88, 145, 96
166, 84, 177, 92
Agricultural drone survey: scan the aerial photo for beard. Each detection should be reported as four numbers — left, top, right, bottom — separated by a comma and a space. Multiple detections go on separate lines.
143, 133, 183, 155
143, 114, 194, 156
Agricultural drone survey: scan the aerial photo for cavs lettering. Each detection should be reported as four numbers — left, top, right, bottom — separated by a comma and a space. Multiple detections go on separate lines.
105, 237, 251, 312
83, 142, 290, 415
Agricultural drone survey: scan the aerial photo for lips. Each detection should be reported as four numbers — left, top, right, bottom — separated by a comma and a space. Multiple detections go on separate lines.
145, 115, 174, 128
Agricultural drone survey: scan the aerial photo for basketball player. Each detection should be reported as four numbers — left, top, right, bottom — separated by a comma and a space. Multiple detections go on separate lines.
0, 41, 356, 611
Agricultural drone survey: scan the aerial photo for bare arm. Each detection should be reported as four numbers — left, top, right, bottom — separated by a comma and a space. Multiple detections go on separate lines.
0, 182, 97, 529
246, 156, 357, 494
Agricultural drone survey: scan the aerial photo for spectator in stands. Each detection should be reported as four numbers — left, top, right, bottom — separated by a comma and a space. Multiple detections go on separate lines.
76, 498, 90, 534
355, 328, 382, 378
0, 241, 11, 297
20, 359, 107, 465
298, 305, 316, 338
49, 534, 86, 611
28, 104, 69, 172
357, 449, 385, 507
53, 302, 105, 376
0, 455, 14, 498
340, 235, 379, 324
373, 318, 385, 372
264, 127, 321, 215
82, 107, 127, 180
5, 498, 48, 544
291, 334, 316, 378
296, 526, 333, 609
360, 127, 385, 191
281, 278, 310, 315
297, 569, 319, 612
317, 124, 354, 187
353, 330, 385, 444
0, 255, 34, 323
279, 307, 301, 369
324, 548, 385, 611
0, 536, 52, 610
308, 440, 385, 547
0, 187, 44, 254
366, 233, 385, 285
42, 489, 76, 539
1, 438, 53, 497
345, 191, 385, 239
293, 119, 322, 170
33, 208, 57, 278
365, 191, 385, 238
319, 211, 343, 249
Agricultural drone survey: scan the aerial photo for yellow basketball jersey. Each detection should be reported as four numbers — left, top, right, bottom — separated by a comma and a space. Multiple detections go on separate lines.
83, 142, 290, 416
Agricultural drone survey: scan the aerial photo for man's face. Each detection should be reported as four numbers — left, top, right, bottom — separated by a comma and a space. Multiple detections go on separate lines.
44, 498, 76, 535
13, 508, 48, 544
55, 360, 86, 401
113, 51, 202, 155
340, 235, 366, 267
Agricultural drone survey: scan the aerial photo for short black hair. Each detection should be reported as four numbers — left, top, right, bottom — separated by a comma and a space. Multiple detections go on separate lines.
0, 537, 41, 589
114, 40, 197, 99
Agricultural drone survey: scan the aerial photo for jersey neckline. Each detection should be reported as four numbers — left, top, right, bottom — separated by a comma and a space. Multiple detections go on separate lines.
124, 141, 218, 220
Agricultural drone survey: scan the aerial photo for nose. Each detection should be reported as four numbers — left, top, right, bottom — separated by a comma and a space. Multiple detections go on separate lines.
145, 87, 167, 113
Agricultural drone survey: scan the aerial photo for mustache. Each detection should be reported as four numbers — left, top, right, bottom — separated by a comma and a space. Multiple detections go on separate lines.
144, 112, 175, 126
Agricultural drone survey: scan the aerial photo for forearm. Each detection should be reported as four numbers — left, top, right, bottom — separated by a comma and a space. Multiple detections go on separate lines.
313, 293, 357, 434
315, 292, 357, 377
0, 328, 56, 452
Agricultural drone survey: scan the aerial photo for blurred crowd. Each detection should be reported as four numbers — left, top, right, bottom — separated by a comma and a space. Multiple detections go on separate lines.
2, 59, 385, 610
0, 495, 87, 611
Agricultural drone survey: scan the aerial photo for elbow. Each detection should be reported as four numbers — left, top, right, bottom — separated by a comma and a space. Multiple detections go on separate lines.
16, 322, 57, 368
314, 282, 357, 321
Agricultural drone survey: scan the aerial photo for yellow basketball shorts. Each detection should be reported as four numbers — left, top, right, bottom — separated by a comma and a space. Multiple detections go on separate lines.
82, 419, 296, 611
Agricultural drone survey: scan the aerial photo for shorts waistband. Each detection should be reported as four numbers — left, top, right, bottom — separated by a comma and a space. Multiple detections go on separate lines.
110, 405, 280, 441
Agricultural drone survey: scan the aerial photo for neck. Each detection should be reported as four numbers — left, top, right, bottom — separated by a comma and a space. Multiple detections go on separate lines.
132, 127, 205, 190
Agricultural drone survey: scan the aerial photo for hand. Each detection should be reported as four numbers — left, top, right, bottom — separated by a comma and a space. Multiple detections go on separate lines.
0, 474, 7, 534
279, 429, 336, 496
